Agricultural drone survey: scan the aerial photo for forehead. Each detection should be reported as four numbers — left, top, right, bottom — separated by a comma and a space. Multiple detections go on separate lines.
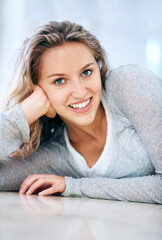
39, 42, 96, 74
43, 41, 94, 59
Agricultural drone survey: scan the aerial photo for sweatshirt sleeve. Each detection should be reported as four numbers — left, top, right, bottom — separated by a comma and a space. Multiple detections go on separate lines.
0, 104, 30, 159
62, 65, 162, 204
62, 175, 162, 203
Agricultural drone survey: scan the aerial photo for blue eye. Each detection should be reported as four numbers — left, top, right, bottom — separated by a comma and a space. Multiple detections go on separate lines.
55, 78, 65, 85
82, 69, 92, 77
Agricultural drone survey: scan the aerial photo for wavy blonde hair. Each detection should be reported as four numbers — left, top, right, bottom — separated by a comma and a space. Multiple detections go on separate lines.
4, 20, 109, 158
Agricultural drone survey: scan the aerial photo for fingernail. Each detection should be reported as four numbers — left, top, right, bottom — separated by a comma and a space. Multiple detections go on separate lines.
19, 189, 24, 193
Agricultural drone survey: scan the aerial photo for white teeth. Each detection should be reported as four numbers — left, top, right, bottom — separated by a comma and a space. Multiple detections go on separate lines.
70, 98, 90, 109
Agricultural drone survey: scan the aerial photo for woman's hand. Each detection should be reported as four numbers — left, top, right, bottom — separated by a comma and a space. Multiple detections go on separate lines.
20, 85, 56, 125
19, 174, 66, 196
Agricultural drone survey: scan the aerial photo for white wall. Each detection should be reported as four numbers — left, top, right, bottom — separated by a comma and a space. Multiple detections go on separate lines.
0, 0, 162, 106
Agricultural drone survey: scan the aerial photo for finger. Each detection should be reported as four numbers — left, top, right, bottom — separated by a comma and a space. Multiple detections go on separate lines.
19, 175, 42, 194
31, 185, 51, 194
20, 175, 38, 190
38, 186, 57, 196
26, 178, 50, 195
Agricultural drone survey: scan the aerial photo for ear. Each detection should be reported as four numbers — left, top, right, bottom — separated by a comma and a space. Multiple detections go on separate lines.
45, 105, 57, 118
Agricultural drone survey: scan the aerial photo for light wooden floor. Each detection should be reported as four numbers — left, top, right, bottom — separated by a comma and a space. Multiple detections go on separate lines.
0, 192, 162, 240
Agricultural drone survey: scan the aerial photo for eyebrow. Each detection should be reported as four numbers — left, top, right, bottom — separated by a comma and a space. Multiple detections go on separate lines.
47, 63, 95, 78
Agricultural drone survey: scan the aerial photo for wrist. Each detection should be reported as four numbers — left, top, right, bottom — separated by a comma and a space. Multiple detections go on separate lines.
20, 95, 49, 125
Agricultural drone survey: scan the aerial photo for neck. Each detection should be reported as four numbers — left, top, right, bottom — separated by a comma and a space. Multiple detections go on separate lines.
65, 103, 106, 144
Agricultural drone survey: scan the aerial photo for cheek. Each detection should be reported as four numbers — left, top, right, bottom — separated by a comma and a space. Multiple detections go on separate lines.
48, 93, 61, 106
38, 82, 67, 110
47, 89, 66, 109
90, 75, 102, 94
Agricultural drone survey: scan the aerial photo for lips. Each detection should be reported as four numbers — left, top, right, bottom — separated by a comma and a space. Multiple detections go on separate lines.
68, 97, 92, 113
69, 97, 91, 109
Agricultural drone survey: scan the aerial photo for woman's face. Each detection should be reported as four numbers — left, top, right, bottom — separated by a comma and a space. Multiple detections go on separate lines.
38, 41, 102, 127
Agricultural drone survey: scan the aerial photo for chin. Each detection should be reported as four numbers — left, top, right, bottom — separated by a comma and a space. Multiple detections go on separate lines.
74, 115, 96, 127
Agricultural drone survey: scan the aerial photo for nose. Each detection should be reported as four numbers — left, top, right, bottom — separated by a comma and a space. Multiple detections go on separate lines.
71, 79, 87, 99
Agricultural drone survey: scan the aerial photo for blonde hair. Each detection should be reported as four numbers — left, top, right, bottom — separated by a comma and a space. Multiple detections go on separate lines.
4, 20, 109, 158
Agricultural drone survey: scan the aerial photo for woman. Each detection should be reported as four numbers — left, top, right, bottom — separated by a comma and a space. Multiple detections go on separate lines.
0, 21, 161, 203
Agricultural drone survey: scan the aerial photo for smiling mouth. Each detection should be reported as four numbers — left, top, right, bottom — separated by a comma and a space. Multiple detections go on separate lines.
69, 97, 91, 109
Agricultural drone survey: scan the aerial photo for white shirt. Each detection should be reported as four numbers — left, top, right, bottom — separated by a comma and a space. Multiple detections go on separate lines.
64, 91, 113, 177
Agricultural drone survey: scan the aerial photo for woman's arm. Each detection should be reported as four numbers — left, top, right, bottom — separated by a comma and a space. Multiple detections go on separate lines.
0, 140, 80, 192
0, 104, 30, 159
62, 175, 162, 203
0, 86, 55, 159
19, 85, 55, 126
